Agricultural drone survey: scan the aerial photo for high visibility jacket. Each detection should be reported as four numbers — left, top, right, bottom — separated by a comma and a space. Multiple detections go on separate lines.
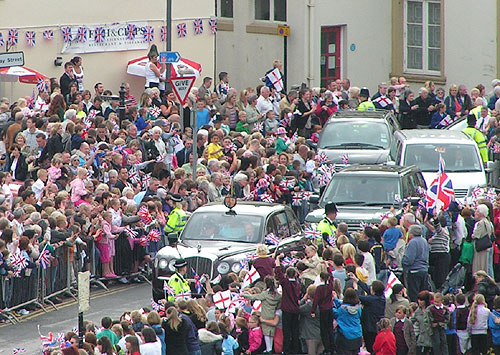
164, 207, 187, 234
462, 127, 488, 163
316, 217, 336, 245
358, 100, 376, 112
167, 272, 190, 302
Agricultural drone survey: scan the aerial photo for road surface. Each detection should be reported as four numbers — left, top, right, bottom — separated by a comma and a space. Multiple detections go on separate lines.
0, 282, 151, 354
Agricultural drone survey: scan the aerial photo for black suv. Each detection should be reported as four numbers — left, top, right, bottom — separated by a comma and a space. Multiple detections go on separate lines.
306, 165, 426, 230
317, 110, 401, 169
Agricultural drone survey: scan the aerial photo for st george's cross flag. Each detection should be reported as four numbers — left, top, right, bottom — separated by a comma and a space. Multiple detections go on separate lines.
384, 271, 402, 298
266, 68, 284, 92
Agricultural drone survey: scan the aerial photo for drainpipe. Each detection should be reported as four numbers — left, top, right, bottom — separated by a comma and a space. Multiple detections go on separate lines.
307, 0, 315, 87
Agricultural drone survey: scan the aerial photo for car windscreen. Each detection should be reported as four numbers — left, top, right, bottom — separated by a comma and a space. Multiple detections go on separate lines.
320, 175, 401, 206
404, 144, 482, 172
182, 212, 264, 243
318, 120, 390, 149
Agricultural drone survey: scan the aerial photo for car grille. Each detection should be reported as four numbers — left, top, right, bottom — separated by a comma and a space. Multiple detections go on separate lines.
340, 220, 364, 232
454, 189, 468, 199
185, 257, 213, 279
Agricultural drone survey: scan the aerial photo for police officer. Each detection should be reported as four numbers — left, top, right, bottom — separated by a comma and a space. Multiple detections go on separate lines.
167, 258, 191, 302
164, 194, 187, 234
462, 114, 488, 164
357, 88, 376, 112
316, 202, 337, 246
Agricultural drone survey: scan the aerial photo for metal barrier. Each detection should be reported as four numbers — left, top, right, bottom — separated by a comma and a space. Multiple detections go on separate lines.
0, 232, 156, 324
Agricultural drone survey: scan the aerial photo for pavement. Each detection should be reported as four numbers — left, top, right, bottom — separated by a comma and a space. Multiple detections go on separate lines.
0, 282, 151, 354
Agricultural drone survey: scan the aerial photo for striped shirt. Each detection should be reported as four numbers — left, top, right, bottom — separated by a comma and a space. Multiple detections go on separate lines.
429, 220, 450, 254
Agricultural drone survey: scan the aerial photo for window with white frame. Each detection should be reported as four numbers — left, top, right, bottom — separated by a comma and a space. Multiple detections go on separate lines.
219, 0, 233, 18
405, 0, 441, 74
255, 0, 287, 22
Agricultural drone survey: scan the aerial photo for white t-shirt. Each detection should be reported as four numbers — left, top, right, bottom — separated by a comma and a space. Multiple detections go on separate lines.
256, 96, 273, 115
140, 340, 162, 355
32, 178, 45, 200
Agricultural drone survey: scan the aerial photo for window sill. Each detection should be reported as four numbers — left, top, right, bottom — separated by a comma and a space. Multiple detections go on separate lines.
246, 22, 283, 35
217, 19, 234, 32
390, 72, 447, 85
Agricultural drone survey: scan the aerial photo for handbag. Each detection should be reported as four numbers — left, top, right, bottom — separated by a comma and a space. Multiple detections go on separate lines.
475, 233, 493, 252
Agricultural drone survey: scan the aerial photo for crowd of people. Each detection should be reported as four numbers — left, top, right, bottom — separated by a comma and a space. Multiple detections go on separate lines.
3, 46, 500, 355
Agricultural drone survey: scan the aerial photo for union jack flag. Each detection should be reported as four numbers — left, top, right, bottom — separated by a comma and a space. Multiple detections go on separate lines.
0, 33, 4, 47
94, 27, 105, 43
471, 186, 483, 200
126, 24, 136, 40
43, 29, 54, 40
163, 280, 175, 295
128, 168, 140, 185
265, 232, 281, 245
318, 152, 328, 164
10, 251, 28, 270
292, 193, 302, 206
138, 205, 153, 225
302, 191, 313, 200
256, 178, 270, 190
280, 179, 295, 189
208, 19, 217, 35
281, 256, 298, 267
260, 193, 274, 203
246, 253, 259, 261
39, 246, 50, 269
160, 26, 167, 42
138, 236, 150, 247
124, 226, 139, 238
341, 153, 349, 165
39, 328, 57, 347
229, 143, 237, 152
25, 31, 36, 47
61, 27, 72, 43
193, 18, 203, 35
327, 235, 336, 247
88, 109, 98, 119
143, 26, 154, 42
279, 116, 290, 127
55, 332, 65, 344
142, 172, 152, 187
254, 121, 263, 132
177, 23, 187, 38
240, 258, 249, 270
37, 77, 48, 92
486, 188, 497, 203
12, 348, 26, 354
147, 229, 162, 242
304, 228, 321, 240
8, 29, 18, 46
318, 173, 330, 187
192, 268, 202, 294
77, 27, 87, 42
267, 136, 275, 145
290, 132, 298, 143
151, 298, 164, 312
425, 155, 454, 212
150, 106, 161, 118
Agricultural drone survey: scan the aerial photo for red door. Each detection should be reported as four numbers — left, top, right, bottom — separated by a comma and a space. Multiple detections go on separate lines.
320, 26, 341, 88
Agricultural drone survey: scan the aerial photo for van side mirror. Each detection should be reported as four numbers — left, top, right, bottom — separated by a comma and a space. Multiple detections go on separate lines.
486, 161, 494, 172
167, 233, 178, 246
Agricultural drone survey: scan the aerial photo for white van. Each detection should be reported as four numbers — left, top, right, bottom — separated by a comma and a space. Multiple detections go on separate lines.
389, 130, 488, 201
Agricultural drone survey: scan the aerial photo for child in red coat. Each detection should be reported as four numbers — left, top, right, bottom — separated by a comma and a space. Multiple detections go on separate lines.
373, 318, 396, 355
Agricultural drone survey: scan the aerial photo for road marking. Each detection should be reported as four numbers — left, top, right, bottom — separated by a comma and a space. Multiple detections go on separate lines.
0, 284, 140, 326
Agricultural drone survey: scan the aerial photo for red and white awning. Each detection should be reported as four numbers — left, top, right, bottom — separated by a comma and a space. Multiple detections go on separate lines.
0, 66, 47, 84
126, 56, 202, 79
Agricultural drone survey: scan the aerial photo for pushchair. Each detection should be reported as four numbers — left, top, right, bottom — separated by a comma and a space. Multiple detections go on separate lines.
438, 263, 467, 295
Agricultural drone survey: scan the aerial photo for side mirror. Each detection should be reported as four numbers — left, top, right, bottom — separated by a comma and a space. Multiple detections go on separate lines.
167, 233, 178, 246
409, 196, 421, 206
309, 195, 320, 205
486, 161, 494, 172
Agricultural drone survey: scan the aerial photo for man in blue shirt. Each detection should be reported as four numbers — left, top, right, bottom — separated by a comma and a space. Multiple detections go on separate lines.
402, 225, 430, 302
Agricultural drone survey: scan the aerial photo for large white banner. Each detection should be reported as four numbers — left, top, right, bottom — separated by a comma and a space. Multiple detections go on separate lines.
61, 22, 150, 54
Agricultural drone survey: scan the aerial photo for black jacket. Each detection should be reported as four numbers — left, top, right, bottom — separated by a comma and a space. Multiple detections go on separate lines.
47, 134, 64, 159
8, 153, 28, 181
398, 99, 418, 129
358, 293, 386, 334
176, 147, 192, 167
413, 96, 436, 126
59, 73, 77, 99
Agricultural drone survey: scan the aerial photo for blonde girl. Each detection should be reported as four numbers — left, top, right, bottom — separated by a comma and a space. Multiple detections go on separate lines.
467, 293, 490, 355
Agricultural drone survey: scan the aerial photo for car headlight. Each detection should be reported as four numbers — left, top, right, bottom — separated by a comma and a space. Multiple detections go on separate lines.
231, 263, 241, 273
217, 262, 230, 274
158, 259, 168, 270
168, 259, 176, 272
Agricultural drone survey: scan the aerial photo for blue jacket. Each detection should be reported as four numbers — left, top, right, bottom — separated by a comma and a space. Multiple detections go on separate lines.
358, 294, 386, 334
430, 112, 447, 128
489, 310, 500, 345
180, 313, 201, 352
332, 298, 362, 339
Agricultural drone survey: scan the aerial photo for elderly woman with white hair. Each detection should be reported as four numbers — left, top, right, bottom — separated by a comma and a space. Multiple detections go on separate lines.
472, 204, 494, 276
233, 172, 249, 198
